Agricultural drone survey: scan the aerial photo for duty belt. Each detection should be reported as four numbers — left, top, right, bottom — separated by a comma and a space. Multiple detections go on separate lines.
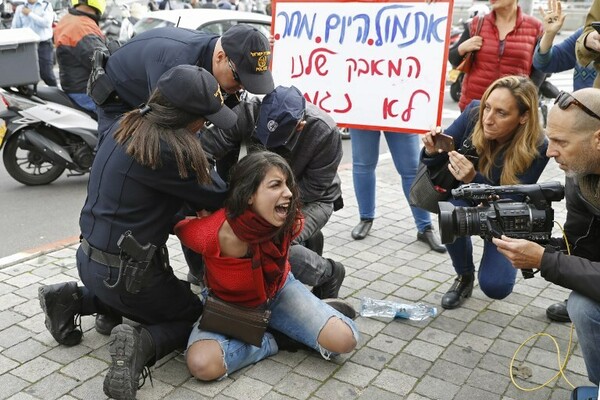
80, 238, 169, 269
80, 238, 121, 268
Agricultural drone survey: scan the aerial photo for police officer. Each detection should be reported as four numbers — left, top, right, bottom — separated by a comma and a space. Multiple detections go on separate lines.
11, 0, 57, 87
38, 66, 237, 400
90, 24, 274, 138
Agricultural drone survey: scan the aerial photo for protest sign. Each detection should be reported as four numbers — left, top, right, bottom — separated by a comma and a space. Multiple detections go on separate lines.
271, 0, 453, 133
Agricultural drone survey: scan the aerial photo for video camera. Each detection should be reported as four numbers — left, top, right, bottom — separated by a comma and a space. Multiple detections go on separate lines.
438, 181, 564, 245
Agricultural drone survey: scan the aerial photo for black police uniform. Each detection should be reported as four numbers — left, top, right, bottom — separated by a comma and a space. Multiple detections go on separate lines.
97, 27, 219, 137
77, 123, 227, 361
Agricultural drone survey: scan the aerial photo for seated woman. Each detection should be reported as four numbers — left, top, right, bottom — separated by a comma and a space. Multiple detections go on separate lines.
421, 75, 549, 310
175, 151, 358, 381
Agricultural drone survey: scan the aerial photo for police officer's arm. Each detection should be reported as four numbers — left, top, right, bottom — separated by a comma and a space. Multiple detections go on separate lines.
298, 121, 343, 203
200, 96, 260, 160
27, 1, 54, 29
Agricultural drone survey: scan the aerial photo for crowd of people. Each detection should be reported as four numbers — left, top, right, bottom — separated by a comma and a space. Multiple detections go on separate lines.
8, 0, 599, 397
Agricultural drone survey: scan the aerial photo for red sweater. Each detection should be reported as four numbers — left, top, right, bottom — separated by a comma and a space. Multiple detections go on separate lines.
174, 209, 290, 307
458, 9, 542, 111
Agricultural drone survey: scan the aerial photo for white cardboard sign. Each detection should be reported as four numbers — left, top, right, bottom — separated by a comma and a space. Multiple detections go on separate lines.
271, 0, 453, 133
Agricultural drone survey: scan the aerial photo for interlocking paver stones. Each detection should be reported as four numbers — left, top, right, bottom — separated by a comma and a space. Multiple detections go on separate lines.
22, 372, 80, 399
0, 156, 592, 399
222, 376, 272, 400
60, 356, 108, 382
2, 339, 50, 364
427, 358, 472, 385
371, 369, 417, 396
69, 376, 109, 400
414, 375, 460, 400
272, 372, 320, 400
0, 373, 29, 400
403, 339, 445, 362
467, 368, 510, 394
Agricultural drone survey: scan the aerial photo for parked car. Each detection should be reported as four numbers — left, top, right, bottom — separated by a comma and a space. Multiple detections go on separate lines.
132, 8, 270, 36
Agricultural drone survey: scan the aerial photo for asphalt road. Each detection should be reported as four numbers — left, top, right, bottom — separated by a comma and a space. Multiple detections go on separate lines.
0, 68, 574, 260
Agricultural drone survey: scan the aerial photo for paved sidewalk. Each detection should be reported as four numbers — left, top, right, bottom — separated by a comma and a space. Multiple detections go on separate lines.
0, 156, 589, 400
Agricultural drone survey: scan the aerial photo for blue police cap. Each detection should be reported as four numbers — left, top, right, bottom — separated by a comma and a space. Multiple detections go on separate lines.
255, 85, 306, 148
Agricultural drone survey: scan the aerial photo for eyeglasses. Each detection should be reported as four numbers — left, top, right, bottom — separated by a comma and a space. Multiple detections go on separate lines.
227, 58, 241, 83
554, 91, 600, 121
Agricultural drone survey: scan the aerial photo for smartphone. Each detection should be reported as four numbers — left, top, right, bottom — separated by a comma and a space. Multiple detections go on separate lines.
592, 21, 600, 34
433, 132, 455, 152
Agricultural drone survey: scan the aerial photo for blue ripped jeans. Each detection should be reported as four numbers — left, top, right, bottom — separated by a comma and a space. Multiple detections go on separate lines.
187, 273, 359, 378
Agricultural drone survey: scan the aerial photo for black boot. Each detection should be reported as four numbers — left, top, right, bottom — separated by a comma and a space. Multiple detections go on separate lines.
38, 281, 83, 346
95, 313, 123, 336
417, 226, 446, 253
104, 324, 155, 400
268, 329, 311, 353
546, 299, 571, 322
351, 219, 373, 240
441, 273, 474, 309
312, 259, 345, 299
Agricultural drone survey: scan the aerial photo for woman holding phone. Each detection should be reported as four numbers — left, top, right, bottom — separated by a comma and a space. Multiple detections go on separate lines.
421, 75, 549, 310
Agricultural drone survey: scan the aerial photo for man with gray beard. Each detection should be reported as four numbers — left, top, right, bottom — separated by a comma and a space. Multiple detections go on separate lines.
493, 88, 600, 388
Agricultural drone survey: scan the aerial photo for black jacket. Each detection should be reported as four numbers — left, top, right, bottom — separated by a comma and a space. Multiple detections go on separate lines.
541, 176, 600, 302
80, 124, 227, 253
105, 27, 218, 108
200, 98, 342, 205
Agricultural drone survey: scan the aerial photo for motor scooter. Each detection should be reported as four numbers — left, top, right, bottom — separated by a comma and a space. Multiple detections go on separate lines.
0, 85, 98, 185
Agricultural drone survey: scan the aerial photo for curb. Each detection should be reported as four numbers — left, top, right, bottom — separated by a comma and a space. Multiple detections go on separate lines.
0, 236, 80, 270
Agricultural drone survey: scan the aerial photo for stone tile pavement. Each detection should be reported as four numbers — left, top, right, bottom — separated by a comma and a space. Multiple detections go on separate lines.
0, 154, 590, 400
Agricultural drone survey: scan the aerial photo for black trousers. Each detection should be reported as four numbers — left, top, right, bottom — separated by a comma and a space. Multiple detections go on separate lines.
37, 40, 57, 87
76, 247, 202, 361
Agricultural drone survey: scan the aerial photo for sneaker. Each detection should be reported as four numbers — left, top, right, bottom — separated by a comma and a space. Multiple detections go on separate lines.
38, 281, 83, 346
312, 259, 345, 299
104, 324, 155, 400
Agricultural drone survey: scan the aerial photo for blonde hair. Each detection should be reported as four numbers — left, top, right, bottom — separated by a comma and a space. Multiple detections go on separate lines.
471, 75, 544, 185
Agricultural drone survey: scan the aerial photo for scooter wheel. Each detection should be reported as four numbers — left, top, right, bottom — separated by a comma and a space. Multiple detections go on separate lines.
3, 134, 65, 186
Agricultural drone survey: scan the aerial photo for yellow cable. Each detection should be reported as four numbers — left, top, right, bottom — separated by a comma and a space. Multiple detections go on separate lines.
510, 221, 575, 392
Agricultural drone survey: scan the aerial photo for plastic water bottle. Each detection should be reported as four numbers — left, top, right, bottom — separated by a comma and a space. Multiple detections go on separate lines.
359, 297, 438, 321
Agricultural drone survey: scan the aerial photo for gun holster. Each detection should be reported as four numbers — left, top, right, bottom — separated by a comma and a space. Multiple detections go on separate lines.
104, 231, 157, 294
87, 48, 115, 106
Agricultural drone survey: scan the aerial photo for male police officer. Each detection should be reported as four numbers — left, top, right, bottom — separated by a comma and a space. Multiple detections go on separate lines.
200, 85, 346, 299
90, 24, 273, 137
494, 88, 600, 387
11, 0, 57, 87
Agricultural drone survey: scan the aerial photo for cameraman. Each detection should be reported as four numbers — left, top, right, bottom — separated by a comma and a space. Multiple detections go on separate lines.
493, 88, 600, 386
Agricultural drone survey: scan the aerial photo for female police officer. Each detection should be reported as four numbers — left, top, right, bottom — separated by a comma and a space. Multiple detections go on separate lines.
37, 65, 237, 400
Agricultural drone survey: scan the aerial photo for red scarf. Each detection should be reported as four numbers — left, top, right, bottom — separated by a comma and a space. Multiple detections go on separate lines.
227, 209, 303, 302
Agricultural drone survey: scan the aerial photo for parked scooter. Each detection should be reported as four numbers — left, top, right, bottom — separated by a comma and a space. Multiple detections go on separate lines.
0, 85, 98, 185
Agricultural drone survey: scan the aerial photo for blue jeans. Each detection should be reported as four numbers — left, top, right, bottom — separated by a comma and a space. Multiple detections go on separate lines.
444, 199, 517, 299
568, 291, 600, 385
68, 93, 97, 113
350, 129, 431, 232
187, 273, 359, 377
